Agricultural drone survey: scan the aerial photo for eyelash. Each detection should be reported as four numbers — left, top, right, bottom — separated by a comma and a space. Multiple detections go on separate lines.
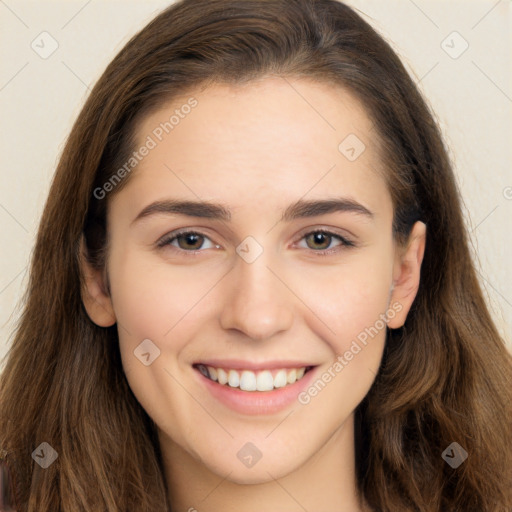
156, 228, 355, 256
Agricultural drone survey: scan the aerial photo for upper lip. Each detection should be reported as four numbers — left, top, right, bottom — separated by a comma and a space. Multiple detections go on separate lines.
193, 359, 317, 371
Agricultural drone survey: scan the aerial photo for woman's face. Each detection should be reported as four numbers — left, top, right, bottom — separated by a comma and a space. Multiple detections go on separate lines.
83, 77, 424, 484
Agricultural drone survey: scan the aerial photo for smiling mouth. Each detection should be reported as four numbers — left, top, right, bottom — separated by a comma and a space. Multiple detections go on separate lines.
193, 363, 314, 392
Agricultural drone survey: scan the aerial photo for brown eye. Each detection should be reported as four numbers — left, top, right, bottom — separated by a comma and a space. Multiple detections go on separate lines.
176, 232, 205, 250
157, 230, 217, 253
305, 231, 333, 251
297, 229, 355, 255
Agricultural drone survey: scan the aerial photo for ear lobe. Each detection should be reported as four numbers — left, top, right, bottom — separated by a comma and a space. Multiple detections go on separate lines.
387, 221, 426, 329
78, 236, 116, 327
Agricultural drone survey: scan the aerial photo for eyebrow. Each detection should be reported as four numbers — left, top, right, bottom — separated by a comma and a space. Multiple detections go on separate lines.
131, 197, 374, 226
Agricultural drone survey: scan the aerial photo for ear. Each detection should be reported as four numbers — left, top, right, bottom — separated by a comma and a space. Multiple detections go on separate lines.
387, 221, 426, 329
78, 235, 116, 327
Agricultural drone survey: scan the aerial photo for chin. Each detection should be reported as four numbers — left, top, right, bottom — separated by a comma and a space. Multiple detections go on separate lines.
202, 453, 299, 485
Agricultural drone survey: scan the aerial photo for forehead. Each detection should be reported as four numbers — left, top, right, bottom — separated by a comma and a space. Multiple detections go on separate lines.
113, 77, 389, 221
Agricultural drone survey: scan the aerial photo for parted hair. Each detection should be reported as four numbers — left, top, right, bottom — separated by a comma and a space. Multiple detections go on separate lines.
1, 0, 511, 510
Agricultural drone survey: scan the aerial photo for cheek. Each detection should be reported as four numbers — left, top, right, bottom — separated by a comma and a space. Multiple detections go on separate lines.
293, 263, 392, 418
107, 248, 222, 407
108, 246, 220, 341
298, 251, 394, 353
291, 251, 394, 416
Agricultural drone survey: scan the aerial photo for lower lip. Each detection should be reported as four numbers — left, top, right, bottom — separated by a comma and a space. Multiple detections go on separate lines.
194, 366, 317, 415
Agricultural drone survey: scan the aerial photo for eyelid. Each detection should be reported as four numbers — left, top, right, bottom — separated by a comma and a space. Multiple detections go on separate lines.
156, 226, 356, 255
291, 228, 355, 255
292, 225, 355, 245
156, 228, 219, 253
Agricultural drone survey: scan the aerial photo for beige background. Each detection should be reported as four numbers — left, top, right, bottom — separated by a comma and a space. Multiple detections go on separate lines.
1, 0, 511, 364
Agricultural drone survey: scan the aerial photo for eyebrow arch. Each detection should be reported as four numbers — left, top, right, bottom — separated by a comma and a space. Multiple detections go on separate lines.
131, 197, 374, 226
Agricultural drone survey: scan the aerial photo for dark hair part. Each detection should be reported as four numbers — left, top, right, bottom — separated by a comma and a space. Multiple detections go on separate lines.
1, 0, 511, 510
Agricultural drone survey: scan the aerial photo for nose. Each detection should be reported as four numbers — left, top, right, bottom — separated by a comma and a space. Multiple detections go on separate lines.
219, 252, 295, 341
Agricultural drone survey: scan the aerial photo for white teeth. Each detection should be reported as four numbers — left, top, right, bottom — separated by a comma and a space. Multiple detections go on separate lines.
199, 364, 310, 391
256, 370, 274, 391
217, 368, 228, 385
240, 370, 257, 391
273, 369, 287, 388
228, 369, 240, 388
207, 366, 218, 381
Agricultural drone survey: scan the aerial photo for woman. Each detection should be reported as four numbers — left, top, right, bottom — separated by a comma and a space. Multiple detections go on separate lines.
1, 0, 511, 510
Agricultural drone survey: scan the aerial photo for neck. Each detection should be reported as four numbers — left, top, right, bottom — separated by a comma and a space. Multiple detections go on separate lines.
159, 413, 370, 512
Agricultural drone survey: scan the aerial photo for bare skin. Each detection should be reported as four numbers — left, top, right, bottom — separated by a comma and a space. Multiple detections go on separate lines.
81, 77, 425, 512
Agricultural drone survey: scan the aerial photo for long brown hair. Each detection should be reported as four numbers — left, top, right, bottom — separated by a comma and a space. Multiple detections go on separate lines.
1, 0, 511, 510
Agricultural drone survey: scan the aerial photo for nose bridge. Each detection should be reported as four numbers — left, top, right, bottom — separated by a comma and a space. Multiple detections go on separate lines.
219, 244, 294, 340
